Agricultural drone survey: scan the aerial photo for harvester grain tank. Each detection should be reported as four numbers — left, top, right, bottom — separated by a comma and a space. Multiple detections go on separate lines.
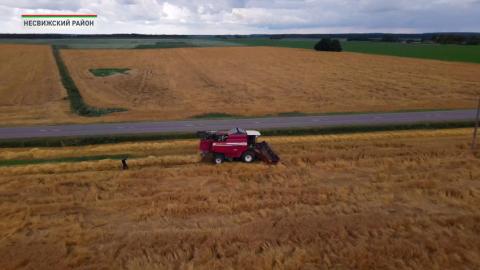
197, 128, 280, 165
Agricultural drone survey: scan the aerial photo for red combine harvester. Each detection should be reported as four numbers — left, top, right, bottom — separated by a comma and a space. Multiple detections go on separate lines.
197, 128, 280, 165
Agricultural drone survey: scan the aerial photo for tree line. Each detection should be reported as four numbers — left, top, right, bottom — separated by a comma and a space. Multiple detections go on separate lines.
431, 34, 480, 45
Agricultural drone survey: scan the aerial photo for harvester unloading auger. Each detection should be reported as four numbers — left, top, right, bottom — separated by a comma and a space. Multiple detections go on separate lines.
197, 128, 280, 165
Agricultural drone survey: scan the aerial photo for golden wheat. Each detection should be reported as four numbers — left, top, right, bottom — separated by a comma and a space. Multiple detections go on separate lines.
0, 44, 78, 125
1, 129, 479, 269
2, 45, 480, 125
61, 47, 480, 123
0, 128, 471, 161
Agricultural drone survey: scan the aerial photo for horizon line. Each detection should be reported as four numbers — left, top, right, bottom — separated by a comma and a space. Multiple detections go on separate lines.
1, 32, 479, 35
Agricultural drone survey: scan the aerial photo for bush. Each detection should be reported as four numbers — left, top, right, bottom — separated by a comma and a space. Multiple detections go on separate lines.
330, 39, 342, 52
314, 38, 342, 52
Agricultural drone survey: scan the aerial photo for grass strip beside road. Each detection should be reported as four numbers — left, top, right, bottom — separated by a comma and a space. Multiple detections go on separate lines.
192, 111, 312, 119
190, 108, 471, 120
191, 113, 241, 119
52, 45, 127, 116
0, 121, 474, 148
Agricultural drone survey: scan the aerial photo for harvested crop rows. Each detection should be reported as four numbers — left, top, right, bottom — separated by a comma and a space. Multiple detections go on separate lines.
1, 129, 480, 269
0, 44, 76, 125
61, 46, 480, 122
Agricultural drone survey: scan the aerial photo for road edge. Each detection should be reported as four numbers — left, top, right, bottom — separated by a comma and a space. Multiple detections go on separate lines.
0, 121, 474, 148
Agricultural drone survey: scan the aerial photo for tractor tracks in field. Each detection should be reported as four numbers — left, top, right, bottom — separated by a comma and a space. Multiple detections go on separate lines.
138, 69, 154, 95
175, 50, 218, 89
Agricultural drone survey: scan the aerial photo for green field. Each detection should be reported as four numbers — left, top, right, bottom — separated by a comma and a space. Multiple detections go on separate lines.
343, 41, 480, 64
232, 38, 480, 64
230, 38, 318, 49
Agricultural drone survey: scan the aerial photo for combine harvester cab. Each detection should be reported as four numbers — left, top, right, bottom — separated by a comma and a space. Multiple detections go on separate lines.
197, 128, 280, 165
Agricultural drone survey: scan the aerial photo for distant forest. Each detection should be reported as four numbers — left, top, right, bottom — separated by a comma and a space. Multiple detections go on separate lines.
1, 33, 479, 45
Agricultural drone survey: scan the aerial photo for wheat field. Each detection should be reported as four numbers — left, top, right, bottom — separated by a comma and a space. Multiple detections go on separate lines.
1, 129, 479, 269
0, 44, 79, 125
61, 46, 480, 122
1, 45, 480, 125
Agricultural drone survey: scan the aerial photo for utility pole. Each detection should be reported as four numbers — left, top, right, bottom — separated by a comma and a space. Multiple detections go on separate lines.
472, 97, 480, 152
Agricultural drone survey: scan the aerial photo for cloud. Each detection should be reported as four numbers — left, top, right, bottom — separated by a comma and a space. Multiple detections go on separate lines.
0, 0, 83, 11
162, 2, 192, 22
1, 0, 479, 34
226, 8, 307, 26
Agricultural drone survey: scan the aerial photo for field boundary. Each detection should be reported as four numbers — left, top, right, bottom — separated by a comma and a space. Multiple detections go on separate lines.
0, 121, 474, 148
52, 45, 127, 116
190, 108, 473, 120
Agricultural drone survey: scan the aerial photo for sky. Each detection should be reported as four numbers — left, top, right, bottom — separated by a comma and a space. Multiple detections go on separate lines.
1, 0, 479, 34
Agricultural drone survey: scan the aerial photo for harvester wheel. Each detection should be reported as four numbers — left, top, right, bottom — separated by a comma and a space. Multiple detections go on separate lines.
213, 154, 224, 165
242, 152, 255, 163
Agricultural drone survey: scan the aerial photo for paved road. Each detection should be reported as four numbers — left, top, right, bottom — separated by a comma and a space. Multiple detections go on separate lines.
0, 109, 476, 140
